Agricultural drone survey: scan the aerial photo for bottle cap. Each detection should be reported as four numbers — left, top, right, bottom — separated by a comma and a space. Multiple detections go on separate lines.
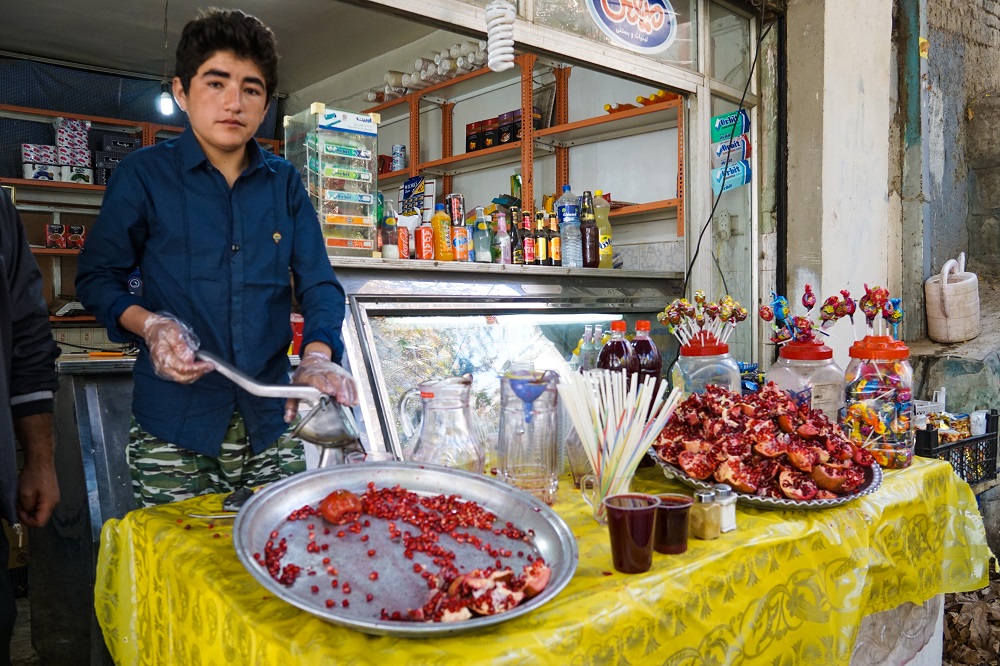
779, 339, 833, 361
610, 320, 626, 333
712, 484, 733, 500
562, 184, 571, 192
848, 335, 909, 360
595, 189, 603, 197
636, 320, 650, 333
695, 491, 715, 504
435, 203, 445, 210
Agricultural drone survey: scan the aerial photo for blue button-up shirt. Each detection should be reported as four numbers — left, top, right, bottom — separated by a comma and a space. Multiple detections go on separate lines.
76, 128, 347, 455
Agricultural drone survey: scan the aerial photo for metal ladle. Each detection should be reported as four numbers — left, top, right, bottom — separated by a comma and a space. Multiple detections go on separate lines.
196, 350, 362, 467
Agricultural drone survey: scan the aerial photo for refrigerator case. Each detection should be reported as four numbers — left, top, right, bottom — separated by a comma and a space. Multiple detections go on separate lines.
284, 103, 379, 257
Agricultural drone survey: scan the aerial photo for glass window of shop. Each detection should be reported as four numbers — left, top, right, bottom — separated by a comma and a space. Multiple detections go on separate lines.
532, 0, 699, 71
709, 2, 751, 86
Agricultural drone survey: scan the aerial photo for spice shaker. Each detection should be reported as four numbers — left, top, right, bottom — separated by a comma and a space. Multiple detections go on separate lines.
689, 491, 721, 540
712, 483, 737, 533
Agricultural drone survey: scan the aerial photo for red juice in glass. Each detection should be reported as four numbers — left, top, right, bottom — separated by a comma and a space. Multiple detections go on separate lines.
654, 494, 693, 554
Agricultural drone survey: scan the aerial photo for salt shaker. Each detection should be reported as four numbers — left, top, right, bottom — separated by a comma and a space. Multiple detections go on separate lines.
712, 483, 738, 533
689, 491, 721, 540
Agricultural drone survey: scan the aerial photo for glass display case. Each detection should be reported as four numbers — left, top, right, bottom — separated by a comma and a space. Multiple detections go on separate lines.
284, 103, 379, 257
331, 262, 682, 460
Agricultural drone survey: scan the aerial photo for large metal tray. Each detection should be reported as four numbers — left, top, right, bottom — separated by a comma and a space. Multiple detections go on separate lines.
232, 462, 578, 637
649, 449, 883, 510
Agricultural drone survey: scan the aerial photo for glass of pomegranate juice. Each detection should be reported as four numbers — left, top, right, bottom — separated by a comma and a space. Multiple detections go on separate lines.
603, 493, 660, 574
654, 494, 693, 554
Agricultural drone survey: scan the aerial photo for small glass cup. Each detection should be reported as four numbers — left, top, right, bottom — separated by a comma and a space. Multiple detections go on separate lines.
603, 493, 660, 574
581, 473, 631, 524
565, 427, 593, 488
654, 494, 693, 554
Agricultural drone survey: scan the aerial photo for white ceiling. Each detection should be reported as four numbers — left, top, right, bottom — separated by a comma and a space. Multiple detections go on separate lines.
0, 0, 437, 96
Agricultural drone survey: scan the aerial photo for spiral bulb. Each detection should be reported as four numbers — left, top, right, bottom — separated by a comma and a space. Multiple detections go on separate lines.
485, 0, 516, 72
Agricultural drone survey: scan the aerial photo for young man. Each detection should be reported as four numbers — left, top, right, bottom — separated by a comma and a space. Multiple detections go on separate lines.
0, 189, 61, 664
76, 9, 357, 507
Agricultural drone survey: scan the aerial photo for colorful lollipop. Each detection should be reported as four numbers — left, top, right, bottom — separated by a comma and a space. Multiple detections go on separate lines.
883, 297, 903, 339
802, 284, 816, 312
759, 305, 774, 322
770, 293, 790, 329
792, 316, 814, 342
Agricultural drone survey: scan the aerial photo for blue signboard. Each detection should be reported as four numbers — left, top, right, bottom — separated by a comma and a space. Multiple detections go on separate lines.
585, 0, 678, 54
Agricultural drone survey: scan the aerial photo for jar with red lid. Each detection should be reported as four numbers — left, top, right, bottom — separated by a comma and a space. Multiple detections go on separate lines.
765, 339, 845, 418
839, 335, 913, 468
670, 332, 741, 398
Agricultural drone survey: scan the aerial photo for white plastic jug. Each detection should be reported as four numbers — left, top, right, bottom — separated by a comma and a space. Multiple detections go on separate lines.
924, 252, 980, 343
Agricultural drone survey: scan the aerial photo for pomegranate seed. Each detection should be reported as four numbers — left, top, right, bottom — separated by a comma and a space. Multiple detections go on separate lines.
367, 549, 376, 557
325, 599, 335, 608
369, 572, 379, 580
342, 599, 350, 608
366, 593, 374, 602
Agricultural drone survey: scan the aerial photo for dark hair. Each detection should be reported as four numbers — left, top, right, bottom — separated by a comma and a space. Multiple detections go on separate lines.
174, 8, 279, 99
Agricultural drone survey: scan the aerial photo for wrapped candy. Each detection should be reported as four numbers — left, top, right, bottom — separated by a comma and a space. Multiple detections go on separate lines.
802, 284, 816, 312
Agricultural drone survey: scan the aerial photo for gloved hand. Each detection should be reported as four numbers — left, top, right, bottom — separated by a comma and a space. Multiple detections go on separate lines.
285, 351, 359, 422
142, 312, 215, 384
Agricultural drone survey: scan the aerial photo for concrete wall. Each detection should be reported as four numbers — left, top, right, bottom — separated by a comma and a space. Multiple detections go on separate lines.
926, 0, 1000, 272
785, 0, 895, 367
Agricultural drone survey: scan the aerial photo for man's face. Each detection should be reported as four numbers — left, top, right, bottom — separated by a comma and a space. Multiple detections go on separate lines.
173, 50, 270, 158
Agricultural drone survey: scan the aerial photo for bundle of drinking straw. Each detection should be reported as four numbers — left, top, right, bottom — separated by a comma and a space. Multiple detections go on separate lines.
557, 369, 682, 499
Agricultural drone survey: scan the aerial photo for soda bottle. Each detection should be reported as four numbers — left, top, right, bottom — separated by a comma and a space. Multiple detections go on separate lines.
597, 320, 638, 379
580, 190, 600, 268
494, 210, 513, 264
380, 215, 400, 259
534, 211, 550, 266
556, 185, 582, 268
633, 320, 662, 389
594, 190, 613, 269
430, 203, 455, 261
548, 212, 561, 266
522, 210, 536, 265
509, 206, 524, 265
473, 207, 492, 262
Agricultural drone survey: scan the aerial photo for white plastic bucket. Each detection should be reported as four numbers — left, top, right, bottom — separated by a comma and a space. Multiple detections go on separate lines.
925, 252, 980, 343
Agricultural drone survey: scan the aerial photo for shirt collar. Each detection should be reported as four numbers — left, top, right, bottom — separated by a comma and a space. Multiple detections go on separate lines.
177, 126, 275, 175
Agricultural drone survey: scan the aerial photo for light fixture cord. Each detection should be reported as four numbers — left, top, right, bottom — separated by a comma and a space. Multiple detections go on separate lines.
162, 0, 170, 82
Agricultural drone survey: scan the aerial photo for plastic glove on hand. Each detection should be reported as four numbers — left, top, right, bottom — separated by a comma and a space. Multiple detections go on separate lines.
285, 351, 359, 422
143, 313, 215, 384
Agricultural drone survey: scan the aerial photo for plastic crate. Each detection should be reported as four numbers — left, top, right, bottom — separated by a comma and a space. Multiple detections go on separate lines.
915, 409, 998, 485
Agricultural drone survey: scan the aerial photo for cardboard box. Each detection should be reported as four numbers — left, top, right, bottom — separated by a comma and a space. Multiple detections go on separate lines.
1, 520, 28, 569
481, 117, 499, 149
95, 166, 115, 186
466, 121, 481, 152
46, 224, 67, 249
498, 112, 515, 145
514, 106, 542, 140
101, 134, 140, 152
22, 164, 59, 181
67, 225, 86, 249
60, 166, 94, 184
93, 150, 129, 168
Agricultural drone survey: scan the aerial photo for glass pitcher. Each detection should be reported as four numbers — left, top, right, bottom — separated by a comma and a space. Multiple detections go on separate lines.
497, 369, 560, 504
398, 375, 484, 473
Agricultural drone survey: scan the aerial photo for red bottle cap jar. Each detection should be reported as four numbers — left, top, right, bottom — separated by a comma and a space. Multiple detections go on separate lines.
848, 335, 909, 360
779, 339, 833, 361
680, 332, 729, 356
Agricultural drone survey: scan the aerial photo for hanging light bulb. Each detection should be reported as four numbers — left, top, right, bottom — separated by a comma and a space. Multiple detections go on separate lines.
156, 0, 174, 115
485, 0, 516, 72
158, 81, 174, 115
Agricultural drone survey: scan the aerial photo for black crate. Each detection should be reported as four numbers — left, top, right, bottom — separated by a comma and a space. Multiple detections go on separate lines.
915, 409, 998, 485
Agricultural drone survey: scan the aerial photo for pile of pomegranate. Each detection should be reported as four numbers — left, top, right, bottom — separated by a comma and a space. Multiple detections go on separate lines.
653, 384, 876, 502
253, 483, 551, 623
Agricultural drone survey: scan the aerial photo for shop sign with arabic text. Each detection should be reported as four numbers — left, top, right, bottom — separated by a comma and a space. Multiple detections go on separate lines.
586, 0, 678, 53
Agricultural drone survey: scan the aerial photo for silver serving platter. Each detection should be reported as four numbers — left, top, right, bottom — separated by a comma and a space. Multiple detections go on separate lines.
232, 462, 578, 637
649, 449, 883, 510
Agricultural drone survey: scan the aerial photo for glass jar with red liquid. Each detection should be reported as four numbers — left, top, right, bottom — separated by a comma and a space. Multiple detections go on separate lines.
632, 320, 662, 389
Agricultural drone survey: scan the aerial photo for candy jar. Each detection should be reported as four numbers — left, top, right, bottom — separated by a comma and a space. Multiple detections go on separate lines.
671, 333, 741, 398
765, 339, 845, 418
840, 335, 914, 468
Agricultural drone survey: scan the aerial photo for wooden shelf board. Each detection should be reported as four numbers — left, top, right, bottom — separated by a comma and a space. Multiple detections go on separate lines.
50, 315, 96, 323
419, 141, 522, 175
609, 199, 680, 220
0, 103, 143, 133
0, 177, 104, 193
31, 248, 80, 256
535, 99, 681, 148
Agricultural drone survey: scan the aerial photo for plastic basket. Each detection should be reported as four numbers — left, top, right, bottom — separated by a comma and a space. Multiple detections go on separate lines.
915, 409, 998, 485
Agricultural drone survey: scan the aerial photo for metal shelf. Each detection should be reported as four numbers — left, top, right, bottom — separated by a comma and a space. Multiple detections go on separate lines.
535, 99, 681, 148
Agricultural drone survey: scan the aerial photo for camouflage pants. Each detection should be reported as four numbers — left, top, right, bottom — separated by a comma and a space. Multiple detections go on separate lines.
128, 411, 306, 507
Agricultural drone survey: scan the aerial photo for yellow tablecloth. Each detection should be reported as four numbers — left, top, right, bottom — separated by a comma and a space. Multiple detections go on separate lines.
95, 457, 989, 665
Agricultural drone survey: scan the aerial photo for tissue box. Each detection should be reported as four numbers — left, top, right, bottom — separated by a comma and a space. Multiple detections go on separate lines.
56, 127, 89, 150
61, 166, 94, 184
21, 144, 58, 164
101, 134, 140, 152
93, 150, 130, 168
58, 146, 91, 167
22, 164, 59, 181
53, 117, 91, 134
